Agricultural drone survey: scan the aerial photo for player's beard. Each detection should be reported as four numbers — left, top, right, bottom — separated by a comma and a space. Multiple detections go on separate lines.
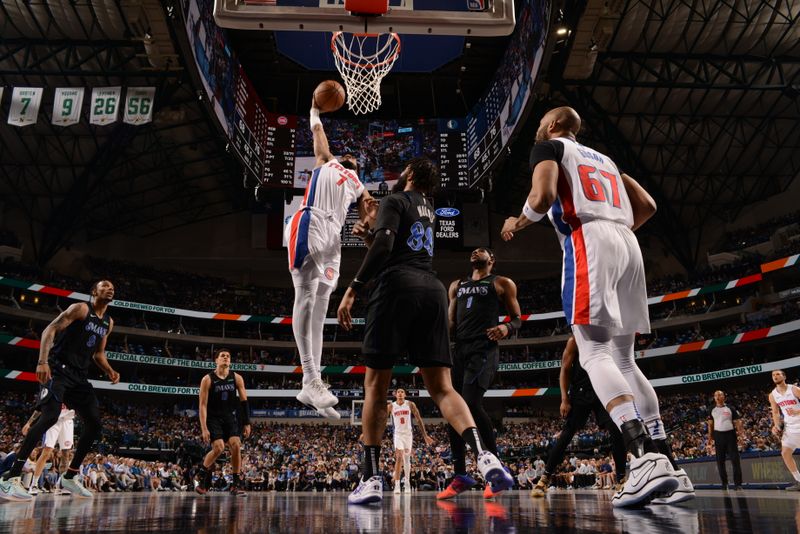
340, 159, 357, 172
471, 258, 489, 270
392, 174, 408, 193
535, 126, 548, 142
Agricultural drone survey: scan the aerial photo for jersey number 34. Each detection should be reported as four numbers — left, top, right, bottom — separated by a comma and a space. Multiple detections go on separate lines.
407, 222, 434, 256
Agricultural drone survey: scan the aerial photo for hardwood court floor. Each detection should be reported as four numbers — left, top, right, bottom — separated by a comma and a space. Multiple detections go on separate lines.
0, 489, 794, 533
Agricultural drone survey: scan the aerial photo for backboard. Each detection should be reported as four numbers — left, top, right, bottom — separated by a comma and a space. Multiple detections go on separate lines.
213, 0, 516, 36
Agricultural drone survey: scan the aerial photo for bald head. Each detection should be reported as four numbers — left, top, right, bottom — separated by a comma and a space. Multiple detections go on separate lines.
535, 106, 581, 142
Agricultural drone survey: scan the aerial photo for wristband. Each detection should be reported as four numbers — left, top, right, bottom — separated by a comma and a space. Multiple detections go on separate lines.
522, 200, 546, 222
505, 315, 522, 334
239, 400, 251, 426
349, 279, 365, 293
310, 108, 322, 129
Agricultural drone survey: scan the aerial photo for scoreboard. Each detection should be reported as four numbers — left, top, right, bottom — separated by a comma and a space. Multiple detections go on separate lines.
437, 119, 469, 190
232, 66, 296, 187
263, 112, 296, 186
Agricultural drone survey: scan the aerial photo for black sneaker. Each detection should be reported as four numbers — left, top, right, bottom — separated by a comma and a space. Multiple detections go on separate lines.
786, 483, 800, 492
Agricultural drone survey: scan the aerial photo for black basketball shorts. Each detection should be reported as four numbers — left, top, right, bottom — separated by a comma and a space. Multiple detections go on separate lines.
207, 411, 240, 442
452, 338, 499, 391
363, 268, 452, 369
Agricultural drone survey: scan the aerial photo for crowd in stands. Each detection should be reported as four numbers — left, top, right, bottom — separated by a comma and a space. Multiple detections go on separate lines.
2, 227, 795, 331
295, 118, 439, 185
0, 387, 784, 494
713, 209, 800, 254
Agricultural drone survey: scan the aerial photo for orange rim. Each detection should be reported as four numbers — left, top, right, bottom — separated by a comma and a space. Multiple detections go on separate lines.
331, 31, 402, 70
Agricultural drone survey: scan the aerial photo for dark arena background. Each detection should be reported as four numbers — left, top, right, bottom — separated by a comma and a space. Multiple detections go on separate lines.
0, 0, 799, 532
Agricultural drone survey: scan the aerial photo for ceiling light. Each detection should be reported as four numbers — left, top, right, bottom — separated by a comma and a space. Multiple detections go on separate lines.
556, 26, 569, 36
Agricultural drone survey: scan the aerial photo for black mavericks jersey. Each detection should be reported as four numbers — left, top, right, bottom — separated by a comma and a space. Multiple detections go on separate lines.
374, 190, 435, 273
50, 303, 111, 375
207, 372, 239, 415
455, 275, 500, 342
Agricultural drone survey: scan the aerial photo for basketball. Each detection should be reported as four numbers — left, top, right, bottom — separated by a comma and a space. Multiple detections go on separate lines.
313, 80, 346, 113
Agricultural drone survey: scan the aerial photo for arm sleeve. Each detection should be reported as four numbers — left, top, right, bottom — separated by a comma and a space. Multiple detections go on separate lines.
529, 140, 564, 171
731, 406, 741, 420
374, 194, 404, 234
352, 229, 396, 286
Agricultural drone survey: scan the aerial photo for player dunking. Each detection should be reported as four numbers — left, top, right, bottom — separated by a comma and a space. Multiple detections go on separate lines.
196, 349, 251, 496
438, 248, 521, 501
769, 369, 800, 491
21, 403, 75, 495
389, 389, 433, 493
286, 100, 376, 419
501, 107, 686, 507
0, 280, 119, 502
338, 157, 513, 505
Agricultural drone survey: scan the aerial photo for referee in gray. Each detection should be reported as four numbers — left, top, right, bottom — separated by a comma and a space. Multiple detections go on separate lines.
706, 390, 744, 489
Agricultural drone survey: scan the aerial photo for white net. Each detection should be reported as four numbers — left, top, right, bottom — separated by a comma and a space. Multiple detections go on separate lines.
331, 32, 401, 115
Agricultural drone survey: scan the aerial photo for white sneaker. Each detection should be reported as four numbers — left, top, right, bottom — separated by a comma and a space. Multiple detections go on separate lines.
611, 453, 679, 508
649, 468, 695, 505
348, 476, 383, 505
61, 476, 94, 499
393, 481, 401, 494
297, 378, 338, 410
476, 451, 514, 493
28, 486, 40, 496
348, 499, 383, 531
316, 406, 342, 420
0, 477, 33, 502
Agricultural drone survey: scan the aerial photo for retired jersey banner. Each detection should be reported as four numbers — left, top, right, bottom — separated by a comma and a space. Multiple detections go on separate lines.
89, 87, 121, 125
51, 88, 85, 126
7, 87, 43, 127
123, 87, 155, 125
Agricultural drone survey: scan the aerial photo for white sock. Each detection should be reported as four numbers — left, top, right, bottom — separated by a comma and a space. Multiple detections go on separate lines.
403, 454, 411, 480
310, 282, 334, 380
644, 418, 667, 440
291, 279, 320, 386
792, 470, 800, 482
608, 402, 639, 430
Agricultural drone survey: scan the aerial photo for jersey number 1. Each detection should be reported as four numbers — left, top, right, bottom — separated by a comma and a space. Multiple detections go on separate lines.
578, 165, 621, 208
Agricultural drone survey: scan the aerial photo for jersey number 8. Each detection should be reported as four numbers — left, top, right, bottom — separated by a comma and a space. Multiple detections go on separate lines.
407, 222, 434, 256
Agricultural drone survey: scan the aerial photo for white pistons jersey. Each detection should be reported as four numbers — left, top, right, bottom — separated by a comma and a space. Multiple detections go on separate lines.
772, 386, 800, 433
545, 138, 634, 229
530, 137, 649, 334
286, 159, 364, 282
391, 401, 412, 435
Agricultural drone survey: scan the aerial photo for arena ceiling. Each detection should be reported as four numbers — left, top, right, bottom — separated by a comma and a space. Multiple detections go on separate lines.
0, 0, 797, 272
0, 0, 245, 264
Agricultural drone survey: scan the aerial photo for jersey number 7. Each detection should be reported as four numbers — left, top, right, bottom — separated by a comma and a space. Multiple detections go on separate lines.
578, 165, 621, 208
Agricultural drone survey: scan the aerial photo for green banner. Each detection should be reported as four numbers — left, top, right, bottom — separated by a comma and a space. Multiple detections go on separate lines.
497, 360, 560, 371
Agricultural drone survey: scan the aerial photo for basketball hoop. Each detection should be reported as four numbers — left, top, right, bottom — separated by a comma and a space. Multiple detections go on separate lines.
331, 31, 401, 115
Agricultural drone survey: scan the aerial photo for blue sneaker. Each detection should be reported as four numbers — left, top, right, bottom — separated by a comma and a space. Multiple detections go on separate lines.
348, 476, 383, 505
436, 474, 477, 500
477, 451, 514, 493
0, 477, 33, 502
61, 476, 93, 499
